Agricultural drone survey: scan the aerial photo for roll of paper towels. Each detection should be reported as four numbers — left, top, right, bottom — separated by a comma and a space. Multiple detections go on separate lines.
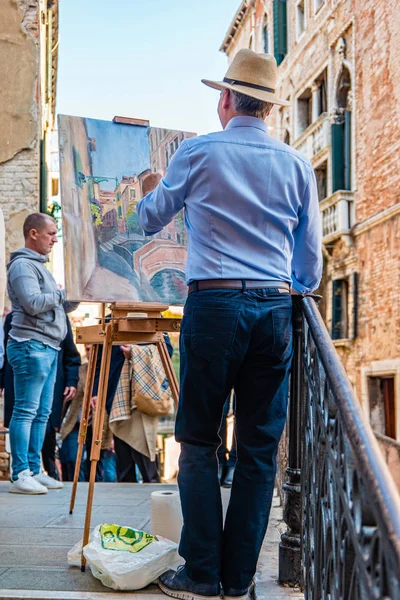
151, 490, 183, 544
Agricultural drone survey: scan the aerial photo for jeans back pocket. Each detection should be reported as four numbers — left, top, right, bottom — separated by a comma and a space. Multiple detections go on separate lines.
191, 307, 240, 361
271, 306, 293, 361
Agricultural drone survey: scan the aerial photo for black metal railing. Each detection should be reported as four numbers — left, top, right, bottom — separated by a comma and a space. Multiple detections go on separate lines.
279, 296, 400, 599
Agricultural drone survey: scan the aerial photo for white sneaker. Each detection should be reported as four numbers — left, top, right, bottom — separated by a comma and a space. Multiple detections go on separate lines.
9, 469, 48, 494
33, 470, 64, 489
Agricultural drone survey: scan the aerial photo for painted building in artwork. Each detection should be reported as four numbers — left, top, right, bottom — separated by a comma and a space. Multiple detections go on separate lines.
112, 171, 151, 234
0, 0, 59, 264
220, 1, 400, 451
149, 128, 196, 174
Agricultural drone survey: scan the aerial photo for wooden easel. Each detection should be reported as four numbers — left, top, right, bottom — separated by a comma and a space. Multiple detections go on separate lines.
68, 302, 180, 570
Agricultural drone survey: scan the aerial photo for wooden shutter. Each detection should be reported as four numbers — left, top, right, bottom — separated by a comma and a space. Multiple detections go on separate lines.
331, 123, 345, 192
273, 0, 287, 66
383, 378, 396, 439
352, 272, 358, 339
344, 110, 352, 190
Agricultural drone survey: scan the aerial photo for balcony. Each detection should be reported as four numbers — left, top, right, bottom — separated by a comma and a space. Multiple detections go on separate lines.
320, 189, 354, 244
292, 113, 330, 163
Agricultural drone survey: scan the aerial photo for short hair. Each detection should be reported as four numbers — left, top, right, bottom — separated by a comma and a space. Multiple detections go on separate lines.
23, 213, 55, 239
231, 90, 274, 120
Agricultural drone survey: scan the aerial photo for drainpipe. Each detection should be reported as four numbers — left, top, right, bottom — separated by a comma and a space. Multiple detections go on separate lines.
40, 7, 52, 213
47, 8, 52, 108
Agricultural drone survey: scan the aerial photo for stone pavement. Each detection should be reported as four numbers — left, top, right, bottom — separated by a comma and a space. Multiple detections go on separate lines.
0, 482, 302, 599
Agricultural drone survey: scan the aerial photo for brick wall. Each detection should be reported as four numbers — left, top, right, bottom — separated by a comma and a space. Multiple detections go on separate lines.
354, 0, 400, 223
0, 148, 40, 269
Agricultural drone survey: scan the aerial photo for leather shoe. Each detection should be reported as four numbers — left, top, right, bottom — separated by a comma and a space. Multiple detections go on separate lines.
221, 466, 235, 488
224, 580, 255, 600
159, 566, 221, 600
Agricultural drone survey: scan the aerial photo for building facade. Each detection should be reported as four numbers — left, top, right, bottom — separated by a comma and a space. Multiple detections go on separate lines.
149, 128, 196, 174
0, 0, 58, 264
221, 0, 400, 441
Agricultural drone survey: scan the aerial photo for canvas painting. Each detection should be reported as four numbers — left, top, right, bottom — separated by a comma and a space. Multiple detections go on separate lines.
58, 114, 196, 304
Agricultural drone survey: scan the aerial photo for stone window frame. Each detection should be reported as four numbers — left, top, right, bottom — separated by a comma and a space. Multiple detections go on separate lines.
279, 105, 291, 145
293, 61, 330, 108
314, 157, 329, 203
326, 271, 358, 344
296, 0, 306, 42
292, 58, 330, 143
361, 359, 400, 442
313, 0, 326, 16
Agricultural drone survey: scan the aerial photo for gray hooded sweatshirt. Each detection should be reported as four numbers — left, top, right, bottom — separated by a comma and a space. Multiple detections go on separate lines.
7, 248, 67, 349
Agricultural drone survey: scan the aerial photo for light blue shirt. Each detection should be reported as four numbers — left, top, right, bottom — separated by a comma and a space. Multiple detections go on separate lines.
137, 116, 322, 294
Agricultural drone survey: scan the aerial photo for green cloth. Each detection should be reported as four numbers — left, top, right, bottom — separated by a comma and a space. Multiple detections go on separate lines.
100, 524, 157, 553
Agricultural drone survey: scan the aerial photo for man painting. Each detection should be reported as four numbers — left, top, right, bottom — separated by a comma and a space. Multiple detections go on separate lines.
137, 50, 322, 600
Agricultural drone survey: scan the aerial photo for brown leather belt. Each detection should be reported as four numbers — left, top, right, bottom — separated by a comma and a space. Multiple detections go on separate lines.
188, 279, 290, 294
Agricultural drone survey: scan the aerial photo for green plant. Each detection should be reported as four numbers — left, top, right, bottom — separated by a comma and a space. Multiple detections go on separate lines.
90, 203, 103, 226
46, 201, 61, 220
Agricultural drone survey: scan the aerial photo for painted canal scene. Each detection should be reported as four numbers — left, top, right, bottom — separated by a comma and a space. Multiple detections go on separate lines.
58, 114, 195, 304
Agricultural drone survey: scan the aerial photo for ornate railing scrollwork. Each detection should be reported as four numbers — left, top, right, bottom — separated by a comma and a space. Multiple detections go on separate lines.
279, 296, 400, 599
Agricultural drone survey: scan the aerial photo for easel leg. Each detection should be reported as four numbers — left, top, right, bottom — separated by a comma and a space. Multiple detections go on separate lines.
157, 340, 179, 408
69, 344, 98, 515
81, 326, 113, 571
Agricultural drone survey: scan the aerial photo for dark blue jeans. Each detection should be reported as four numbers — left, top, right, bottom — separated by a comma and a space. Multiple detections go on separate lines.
176, 289, 293, 591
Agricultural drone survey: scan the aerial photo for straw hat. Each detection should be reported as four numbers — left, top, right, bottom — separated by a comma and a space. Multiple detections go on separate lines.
202, 49, 290, 107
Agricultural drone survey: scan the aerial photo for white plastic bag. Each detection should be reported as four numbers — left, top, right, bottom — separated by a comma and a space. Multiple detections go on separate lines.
69, 525, 179, 591
68, 537, 84, 567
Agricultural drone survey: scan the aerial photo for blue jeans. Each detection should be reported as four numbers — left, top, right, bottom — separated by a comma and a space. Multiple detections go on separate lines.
176, 289, 293, 592
7, 339, 58, 479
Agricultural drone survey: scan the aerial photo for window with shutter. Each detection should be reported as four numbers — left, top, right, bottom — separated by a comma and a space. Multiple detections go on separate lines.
332, 279, 348, 339
368, 376, 396, 440
344, 110, 352, 190
331, 123, 345, 192
273, 0, 287, 66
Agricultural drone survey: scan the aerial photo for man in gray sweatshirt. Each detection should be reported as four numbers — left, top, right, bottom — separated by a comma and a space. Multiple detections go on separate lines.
7, 213, 67, 494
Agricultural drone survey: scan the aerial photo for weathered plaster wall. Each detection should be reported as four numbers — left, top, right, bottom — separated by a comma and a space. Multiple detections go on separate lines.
0, 0, 40, 279
0, 0, 39, 163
